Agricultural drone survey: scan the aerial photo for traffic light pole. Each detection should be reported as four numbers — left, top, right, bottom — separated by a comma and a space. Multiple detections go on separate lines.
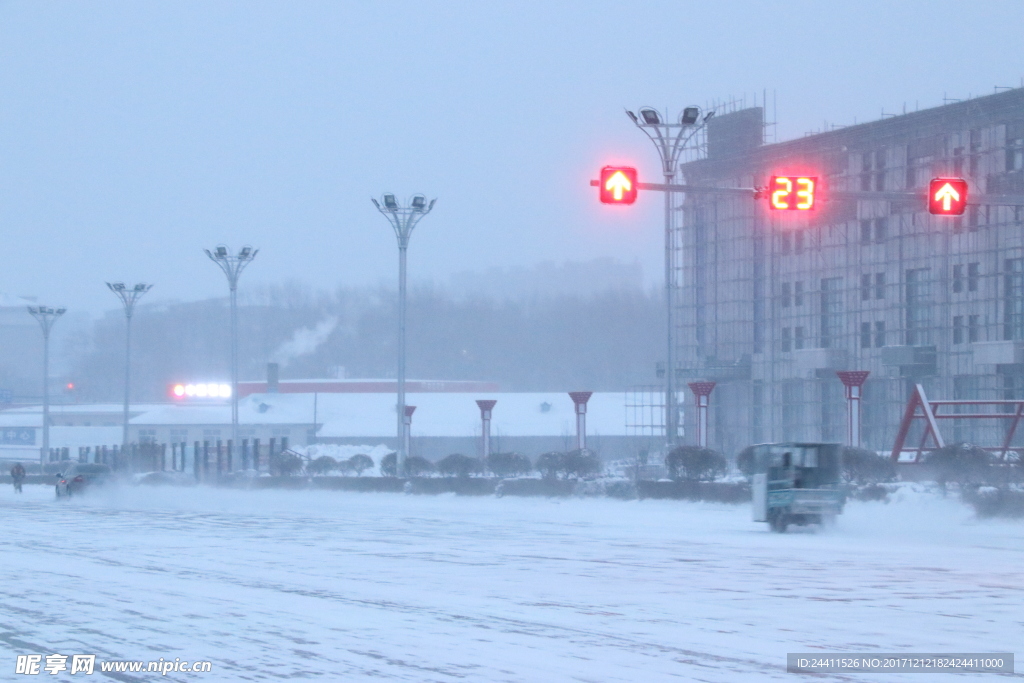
593, 179, 1024, 207
627, 107, 713, 448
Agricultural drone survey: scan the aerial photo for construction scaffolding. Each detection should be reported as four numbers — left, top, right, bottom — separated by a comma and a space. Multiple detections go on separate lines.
673, 87, 1024, 456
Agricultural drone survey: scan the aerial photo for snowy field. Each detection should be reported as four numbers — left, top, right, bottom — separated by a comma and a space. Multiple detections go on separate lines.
0, 484, 1019, 682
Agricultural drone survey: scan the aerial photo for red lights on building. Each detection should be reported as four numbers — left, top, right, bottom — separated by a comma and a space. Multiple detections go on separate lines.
769, 176, 817, 211
928, 178, 968, 215
599, 166, 638, 204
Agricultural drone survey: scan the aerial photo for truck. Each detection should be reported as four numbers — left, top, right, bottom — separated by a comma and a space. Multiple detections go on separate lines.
750, 442, 845, 532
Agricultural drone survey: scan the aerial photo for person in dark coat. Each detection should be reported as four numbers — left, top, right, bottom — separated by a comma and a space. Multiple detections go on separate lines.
10, 462, 25, 493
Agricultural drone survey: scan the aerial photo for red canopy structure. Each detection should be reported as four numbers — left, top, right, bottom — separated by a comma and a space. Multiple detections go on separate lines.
891, 383, 1024, 463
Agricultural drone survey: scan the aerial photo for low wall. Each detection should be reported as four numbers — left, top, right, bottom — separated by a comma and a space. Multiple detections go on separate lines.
637, 480, 751, 503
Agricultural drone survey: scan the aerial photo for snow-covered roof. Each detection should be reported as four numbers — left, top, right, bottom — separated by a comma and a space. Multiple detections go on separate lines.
0, 392, 632, 438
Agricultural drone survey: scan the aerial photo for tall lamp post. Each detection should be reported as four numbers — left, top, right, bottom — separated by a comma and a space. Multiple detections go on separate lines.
627, 106, 713, 448
372, 193, 435, 477
107, 283, 153, 456
28, 305, 66, 470
204, 245, 258, 459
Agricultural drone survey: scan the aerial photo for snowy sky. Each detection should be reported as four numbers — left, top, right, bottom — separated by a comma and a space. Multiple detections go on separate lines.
2, 0, 1023, 313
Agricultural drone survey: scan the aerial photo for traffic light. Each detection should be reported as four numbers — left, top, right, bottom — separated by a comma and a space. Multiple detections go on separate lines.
769, 176, 817, 210
928, 178, 968, 215
599, 166, 638, 204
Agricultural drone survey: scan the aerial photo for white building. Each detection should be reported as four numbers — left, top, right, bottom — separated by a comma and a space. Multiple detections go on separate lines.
0, 391, 649, 463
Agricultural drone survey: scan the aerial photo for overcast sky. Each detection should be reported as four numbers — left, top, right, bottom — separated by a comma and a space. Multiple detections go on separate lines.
2, 0, 1023, 314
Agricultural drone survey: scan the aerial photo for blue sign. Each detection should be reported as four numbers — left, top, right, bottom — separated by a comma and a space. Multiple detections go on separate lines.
0, 428, 35, 445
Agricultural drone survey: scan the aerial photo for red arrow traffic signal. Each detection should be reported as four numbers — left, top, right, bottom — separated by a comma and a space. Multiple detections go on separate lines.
928, 178, 968, 215
599, 166, 638, 204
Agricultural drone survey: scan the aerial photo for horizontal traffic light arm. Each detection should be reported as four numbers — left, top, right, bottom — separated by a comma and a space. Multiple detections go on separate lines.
589, 179, 1024, 206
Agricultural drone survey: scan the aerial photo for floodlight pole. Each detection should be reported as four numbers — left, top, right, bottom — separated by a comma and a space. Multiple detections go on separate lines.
372, 194, 435, 477
628, 107, 712, 449
28, 306, 66, 470
106, 283, 153, 458
205, 246, 258, 464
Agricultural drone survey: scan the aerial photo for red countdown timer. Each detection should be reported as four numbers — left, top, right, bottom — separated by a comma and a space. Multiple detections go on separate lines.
769, 176, 817, 210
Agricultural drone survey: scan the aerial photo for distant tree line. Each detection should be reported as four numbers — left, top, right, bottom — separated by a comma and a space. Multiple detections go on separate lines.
66, 282, 663, 401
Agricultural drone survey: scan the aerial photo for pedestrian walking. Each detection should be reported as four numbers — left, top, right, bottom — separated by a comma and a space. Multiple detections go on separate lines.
10, 462, 25, 493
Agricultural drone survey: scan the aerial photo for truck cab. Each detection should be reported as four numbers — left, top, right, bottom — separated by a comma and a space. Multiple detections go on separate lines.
750, 443, 844, 532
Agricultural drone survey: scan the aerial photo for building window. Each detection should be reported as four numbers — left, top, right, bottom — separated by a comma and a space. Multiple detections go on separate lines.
874, 218, 887, 242
952, 265, 963, 293
781, 327, 792, 352
874, 321, 886, 347
953, 315, 964, 344
794, 230, 804, 254
820, 277, 843, 348
860, 219, 872, 245
795, 326, 806, 350
860, 322, 871, 348
781, 282, 791, 307
906, 268, 931, 345
968, 262, 980, 292
875, 273, 885, 299
969, 314, 980, 343
861, 274, 871, 301
794, 281, 804, 306
751, 381, 764, 443
1005, 258, 1024, 340
1007, 122, 1024, 171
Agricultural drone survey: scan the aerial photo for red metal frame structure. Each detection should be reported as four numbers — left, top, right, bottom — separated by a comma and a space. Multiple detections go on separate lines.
890, 383, 1024, 463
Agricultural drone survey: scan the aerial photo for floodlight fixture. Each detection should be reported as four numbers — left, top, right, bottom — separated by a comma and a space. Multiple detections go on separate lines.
639, 108, 661, 125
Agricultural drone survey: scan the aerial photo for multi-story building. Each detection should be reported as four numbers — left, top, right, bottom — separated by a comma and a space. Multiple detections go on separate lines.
675, 88, 1024, 456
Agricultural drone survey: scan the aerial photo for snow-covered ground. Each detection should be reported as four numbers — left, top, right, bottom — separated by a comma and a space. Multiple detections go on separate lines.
0, 484, 1018, 681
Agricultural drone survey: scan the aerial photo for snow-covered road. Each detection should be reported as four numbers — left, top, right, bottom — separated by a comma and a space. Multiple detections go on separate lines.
0, 483, 1019, 681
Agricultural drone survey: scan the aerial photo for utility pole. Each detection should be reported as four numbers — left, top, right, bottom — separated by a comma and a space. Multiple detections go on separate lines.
205, 245, 258, 463
107, 283, 152, 458
28, 306, 66, 471
372, 193, 435, 477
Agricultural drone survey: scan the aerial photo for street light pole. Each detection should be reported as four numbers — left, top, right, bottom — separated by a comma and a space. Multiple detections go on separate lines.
204, 246, 258, 464
372, 193, 435, 477
28, 306, 66, 471
106, 283, 153, 456
627, 106, 713, 448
